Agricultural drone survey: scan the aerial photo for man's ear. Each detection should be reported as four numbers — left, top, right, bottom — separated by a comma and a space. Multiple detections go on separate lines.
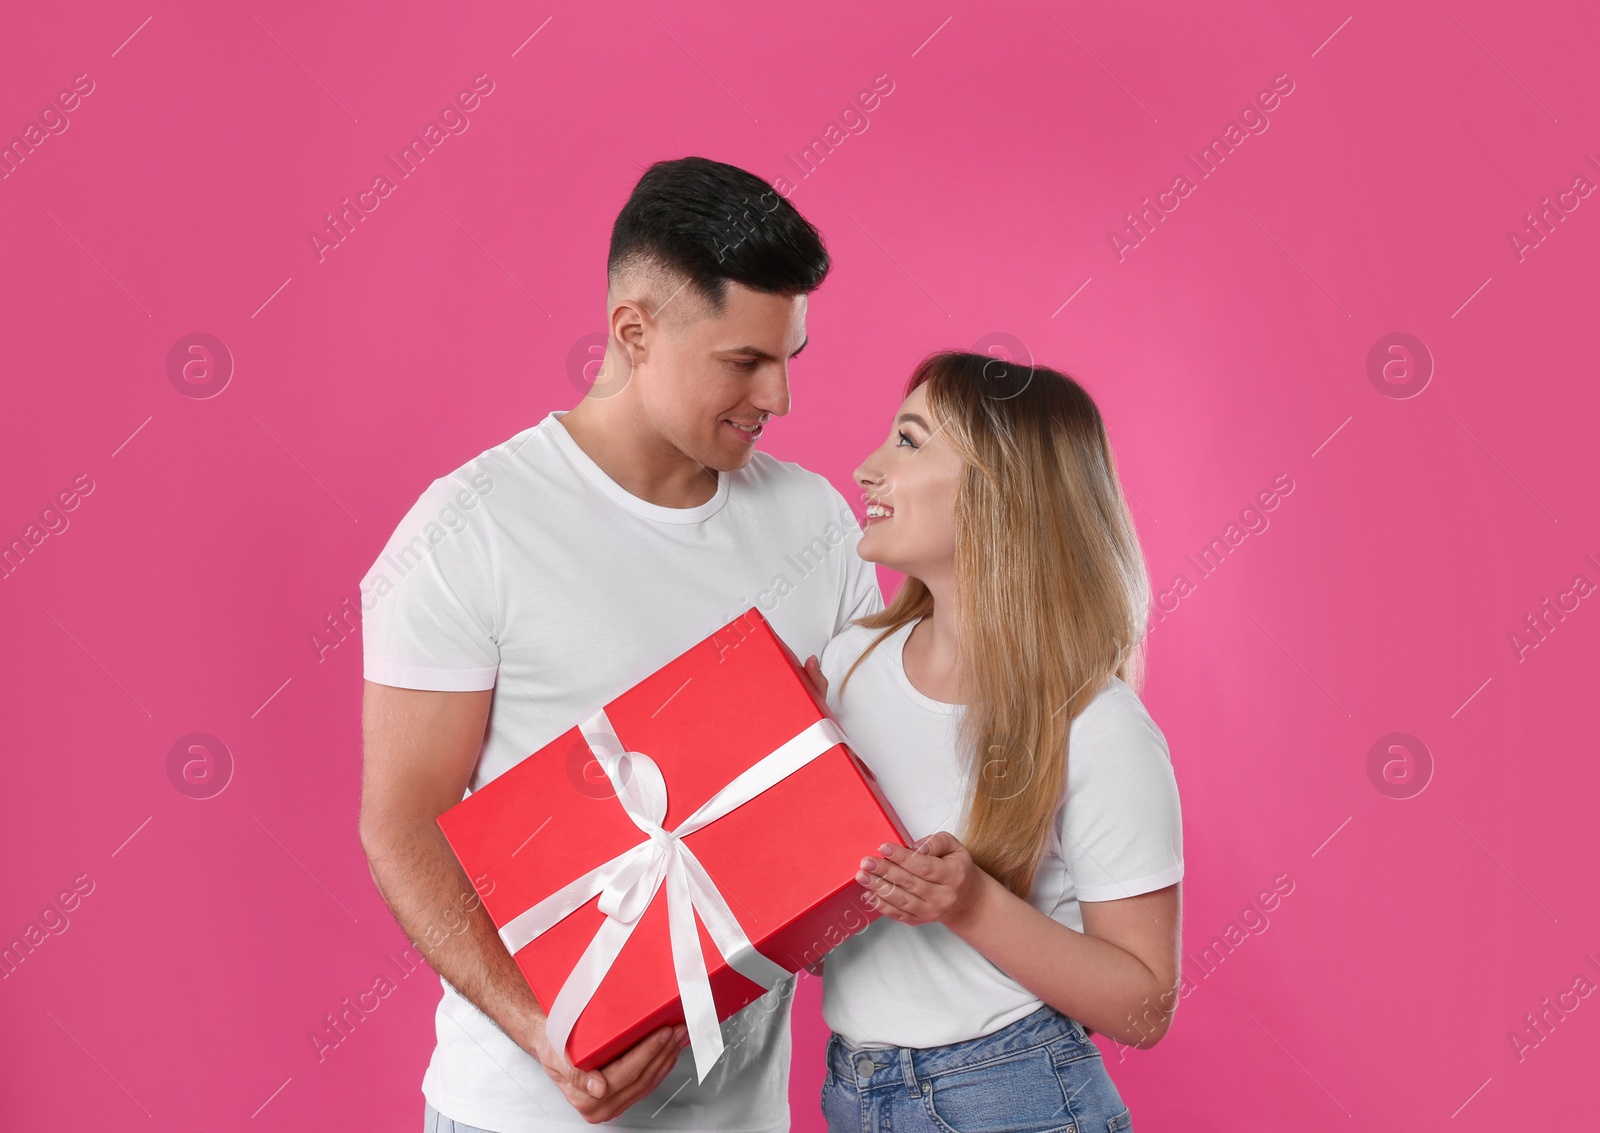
609, 298, 649, 368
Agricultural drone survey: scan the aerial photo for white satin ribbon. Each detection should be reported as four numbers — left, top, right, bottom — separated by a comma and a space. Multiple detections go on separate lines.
497, 707, 847, 1081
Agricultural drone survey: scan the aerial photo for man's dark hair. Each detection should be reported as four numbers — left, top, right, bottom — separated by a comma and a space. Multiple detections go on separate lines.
608, 156, 830, 317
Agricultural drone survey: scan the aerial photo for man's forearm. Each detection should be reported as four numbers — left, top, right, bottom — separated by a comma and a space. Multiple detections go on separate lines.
364, 819, 544, 1051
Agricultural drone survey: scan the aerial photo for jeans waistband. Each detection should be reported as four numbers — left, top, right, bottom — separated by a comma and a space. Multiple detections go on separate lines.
828, 1005, 1086, 1085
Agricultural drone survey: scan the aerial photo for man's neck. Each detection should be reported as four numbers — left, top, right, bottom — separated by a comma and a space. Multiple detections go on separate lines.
558, 397, 720, 509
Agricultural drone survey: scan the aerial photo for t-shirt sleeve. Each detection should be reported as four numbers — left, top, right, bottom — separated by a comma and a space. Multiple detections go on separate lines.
360, 474, 500, 691
827, 485, 884, 634
1059, 688, 1184, 903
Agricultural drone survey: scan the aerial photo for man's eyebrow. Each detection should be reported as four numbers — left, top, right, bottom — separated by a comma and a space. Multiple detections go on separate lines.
723, 336, 809, 361
896, 412, 931, 430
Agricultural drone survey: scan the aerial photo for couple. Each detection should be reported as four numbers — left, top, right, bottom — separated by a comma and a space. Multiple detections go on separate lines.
359, 156, 1183, 1133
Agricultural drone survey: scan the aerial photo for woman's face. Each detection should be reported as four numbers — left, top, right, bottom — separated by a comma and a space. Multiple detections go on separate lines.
853, 383, 964, 579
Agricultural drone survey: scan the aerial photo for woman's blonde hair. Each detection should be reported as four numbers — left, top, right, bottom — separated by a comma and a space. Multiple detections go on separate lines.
839, 350, 1152, 898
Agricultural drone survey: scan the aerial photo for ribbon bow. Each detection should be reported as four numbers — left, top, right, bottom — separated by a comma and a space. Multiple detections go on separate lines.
498, 707, 847, 1081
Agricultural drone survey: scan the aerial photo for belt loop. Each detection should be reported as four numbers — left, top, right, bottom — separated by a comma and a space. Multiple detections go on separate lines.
898, 1045, 917, 1094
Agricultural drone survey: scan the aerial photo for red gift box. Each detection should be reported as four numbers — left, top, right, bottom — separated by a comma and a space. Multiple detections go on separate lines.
436, 608, 910, 1076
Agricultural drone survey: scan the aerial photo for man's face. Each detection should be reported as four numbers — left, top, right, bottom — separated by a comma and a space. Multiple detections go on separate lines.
637, 281, 808, 472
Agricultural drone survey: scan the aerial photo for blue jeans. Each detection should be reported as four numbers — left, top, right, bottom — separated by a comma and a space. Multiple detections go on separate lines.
821, 1005, 1133, 1133
423, 1103, 495, 1132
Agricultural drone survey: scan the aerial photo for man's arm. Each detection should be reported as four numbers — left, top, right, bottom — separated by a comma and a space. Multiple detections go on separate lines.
358, 680, 687, 1123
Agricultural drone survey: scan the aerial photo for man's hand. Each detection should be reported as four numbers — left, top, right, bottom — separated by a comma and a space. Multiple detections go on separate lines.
529, 1019, 690, 1124
855, 831, 995, 932
361, 681, 689, 1123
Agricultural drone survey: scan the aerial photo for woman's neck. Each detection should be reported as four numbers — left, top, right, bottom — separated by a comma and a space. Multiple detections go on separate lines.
904, 577, 966, 704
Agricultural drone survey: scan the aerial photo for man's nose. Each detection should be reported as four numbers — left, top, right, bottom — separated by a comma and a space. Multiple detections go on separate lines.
754, 364, 791, 417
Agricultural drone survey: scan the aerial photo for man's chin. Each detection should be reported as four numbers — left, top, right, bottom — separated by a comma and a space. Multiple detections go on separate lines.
698, 441, 758, 473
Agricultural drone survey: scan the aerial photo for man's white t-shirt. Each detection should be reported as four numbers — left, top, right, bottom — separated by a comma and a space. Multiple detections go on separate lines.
817, 618, 1183, 1050
360, 410, 882, 1133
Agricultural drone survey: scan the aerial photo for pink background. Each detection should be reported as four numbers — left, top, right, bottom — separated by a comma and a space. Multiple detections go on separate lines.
3, 0, 1598, 1128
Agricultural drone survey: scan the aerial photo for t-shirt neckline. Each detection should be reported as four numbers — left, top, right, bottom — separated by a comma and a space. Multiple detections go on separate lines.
892, 617, 963, 715
544, 410, 729, 524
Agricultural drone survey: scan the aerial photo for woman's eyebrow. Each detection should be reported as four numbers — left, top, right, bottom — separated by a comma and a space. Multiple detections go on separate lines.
896, 412, 930, 430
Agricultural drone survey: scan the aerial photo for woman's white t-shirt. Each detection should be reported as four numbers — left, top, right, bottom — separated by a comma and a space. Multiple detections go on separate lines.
818, 618, 1184, 1049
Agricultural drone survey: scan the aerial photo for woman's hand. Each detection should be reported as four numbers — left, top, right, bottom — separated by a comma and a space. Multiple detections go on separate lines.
803, 655, 828, 698
856, 831, 993, 931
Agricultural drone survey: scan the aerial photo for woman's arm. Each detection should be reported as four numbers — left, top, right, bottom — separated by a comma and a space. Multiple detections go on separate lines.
858, 834, 1182, 1047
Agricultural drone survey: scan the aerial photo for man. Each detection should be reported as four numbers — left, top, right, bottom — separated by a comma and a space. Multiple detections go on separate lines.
359, 156, 882, 1132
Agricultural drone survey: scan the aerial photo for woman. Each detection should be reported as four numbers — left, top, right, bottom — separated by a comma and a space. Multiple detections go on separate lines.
801, 350, 1183, 1133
